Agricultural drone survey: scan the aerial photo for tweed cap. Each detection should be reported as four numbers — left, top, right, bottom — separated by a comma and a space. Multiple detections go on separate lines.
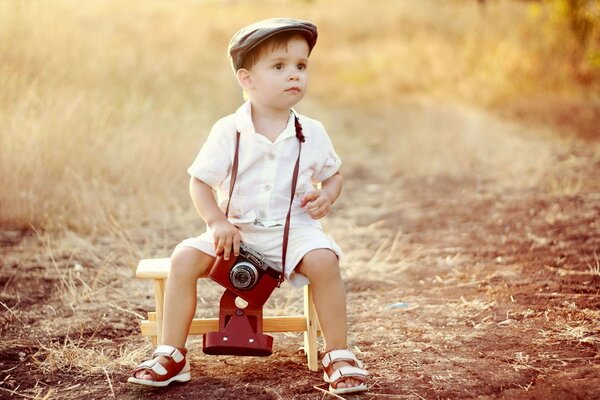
228, 18, 318, 71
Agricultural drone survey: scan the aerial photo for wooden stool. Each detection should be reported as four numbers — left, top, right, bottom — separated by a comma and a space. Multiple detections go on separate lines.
135, 258, 321, 371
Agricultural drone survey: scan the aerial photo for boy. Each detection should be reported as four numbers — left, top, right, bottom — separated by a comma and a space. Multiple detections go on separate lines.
128, 18, 368, 395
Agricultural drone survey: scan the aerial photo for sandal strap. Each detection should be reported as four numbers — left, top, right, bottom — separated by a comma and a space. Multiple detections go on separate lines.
131, 367, 159, 382
134, 360, 168, 376
131, 361, 164, 382
328, 365, 368, 385
322, 349, 363, 369
130, 345, 188, 382
152, 345, 186, 363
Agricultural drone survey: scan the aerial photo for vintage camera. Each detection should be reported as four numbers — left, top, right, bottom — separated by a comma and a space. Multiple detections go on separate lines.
207, 243, 282, 307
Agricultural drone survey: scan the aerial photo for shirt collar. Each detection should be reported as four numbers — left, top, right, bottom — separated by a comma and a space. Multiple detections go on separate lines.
234, 101, 299, 142
234, 101, 255, 135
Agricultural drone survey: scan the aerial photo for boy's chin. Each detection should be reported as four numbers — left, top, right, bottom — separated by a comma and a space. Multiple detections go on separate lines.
280, 95, 305, 109
250, 95, 304, 110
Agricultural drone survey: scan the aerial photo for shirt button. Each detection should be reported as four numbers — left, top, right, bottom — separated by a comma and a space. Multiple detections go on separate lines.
267, 153, 276, 160
264, 184, 272, 191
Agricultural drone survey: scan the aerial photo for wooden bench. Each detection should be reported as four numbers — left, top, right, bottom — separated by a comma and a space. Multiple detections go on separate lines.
136, 258, 321, 371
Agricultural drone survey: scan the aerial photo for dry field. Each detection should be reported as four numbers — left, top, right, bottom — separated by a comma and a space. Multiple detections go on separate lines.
1, 1, 599, 399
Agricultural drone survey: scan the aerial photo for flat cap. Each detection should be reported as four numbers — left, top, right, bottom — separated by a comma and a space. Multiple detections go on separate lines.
228, 18, 318, 71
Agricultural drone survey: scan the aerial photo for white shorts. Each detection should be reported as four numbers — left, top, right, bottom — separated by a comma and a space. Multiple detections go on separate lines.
176, 223, 343, 287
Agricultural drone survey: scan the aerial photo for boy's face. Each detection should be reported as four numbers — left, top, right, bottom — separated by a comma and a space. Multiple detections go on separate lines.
238, 36, 310, 110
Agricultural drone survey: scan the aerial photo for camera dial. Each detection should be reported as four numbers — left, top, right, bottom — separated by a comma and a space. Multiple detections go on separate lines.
229, 262, 258, 290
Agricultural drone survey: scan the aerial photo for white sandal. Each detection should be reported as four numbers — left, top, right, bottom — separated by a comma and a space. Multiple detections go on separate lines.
128, 345, 191, 387
322, 349, 369, 395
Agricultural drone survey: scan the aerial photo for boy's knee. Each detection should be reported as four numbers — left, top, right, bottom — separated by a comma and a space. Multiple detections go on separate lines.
297, 249, 340, 280
169, 248, 211, 280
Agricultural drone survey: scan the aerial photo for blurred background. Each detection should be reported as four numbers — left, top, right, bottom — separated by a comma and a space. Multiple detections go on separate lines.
1, 0, 599, 235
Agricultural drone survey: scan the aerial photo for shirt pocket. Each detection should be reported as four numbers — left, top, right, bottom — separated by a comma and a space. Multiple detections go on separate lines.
219, 193, 254, 219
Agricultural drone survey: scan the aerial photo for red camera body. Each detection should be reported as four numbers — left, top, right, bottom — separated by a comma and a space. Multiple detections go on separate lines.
207, 243, 282, 307
204, 244, 281, 356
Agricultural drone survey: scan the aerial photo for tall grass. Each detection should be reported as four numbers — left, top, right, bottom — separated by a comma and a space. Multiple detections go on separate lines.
0, 0, 597, 233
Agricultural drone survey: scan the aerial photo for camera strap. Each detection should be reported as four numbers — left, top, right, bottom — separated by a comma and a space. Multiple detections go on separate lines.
225, 112, 305, 287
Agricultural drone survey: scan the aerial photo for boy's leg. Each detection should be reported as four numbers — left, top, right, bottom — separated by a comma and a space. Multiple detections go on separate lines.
296, 249, 362, 390
135, 247, 214, 381
296, 249, 347, 350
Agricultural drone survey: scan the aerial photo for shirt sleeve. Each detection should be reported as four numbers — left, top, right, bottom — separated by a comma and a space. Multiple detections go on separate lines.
312, 121, 342, 183
187, 119, 233, 189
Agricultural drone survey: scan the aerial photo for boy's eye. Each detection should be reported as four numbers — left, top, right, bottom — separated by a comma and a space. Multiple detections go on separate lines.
274, 63, 284, 70
297, 63, 307, 70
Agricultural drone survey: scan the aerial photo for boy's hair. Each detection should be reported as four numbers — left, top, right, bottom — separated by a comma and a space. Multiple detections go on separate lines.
240, 31, 310, 71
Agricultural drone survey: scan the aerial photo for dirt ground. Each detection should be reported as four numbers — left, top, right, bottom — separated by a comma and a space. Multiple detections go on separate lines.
1, 103, 599, 400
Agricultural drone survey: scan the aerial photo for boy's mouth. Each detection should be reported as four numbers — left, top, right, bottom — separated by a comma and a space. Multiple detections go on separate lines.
285, 87, 301, 92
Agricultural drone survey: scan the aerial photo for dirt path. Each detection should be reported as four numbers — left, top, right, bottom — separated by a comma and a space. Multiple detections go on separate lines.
344, 176, 600, 400
1, 102, 599, 399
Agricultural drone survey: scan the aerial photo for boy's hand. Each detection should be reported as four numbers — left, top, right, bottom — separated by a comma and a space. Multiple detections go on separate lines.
211, 219, 241, 261
300, 190, 332, 220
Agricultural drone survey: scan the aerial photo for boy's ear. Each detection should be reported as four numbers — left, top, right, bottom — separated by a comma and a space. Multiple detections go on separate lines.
236, 68, 254, 91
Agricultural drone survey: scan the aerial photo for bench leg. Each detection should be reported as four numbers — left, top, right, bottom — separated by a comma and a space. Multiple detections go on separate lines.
148, 312, 157, 346
303, 284, 319, 372
154, 278, 165, 345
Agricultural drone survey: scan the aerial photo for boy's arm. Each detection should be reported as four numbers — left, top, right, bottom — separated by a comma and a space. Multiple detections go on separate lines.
300, 171, 343, 220
189, 177, 240, 260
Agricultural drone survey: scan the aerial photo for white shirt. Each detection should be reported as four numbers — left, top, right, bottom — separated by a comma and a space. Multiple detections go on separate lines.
187, 101, 341, 228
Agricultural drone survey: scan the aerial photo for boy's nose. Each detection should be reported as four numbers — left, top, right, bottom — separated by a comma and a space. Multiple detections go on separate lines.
288, 73, 299, 81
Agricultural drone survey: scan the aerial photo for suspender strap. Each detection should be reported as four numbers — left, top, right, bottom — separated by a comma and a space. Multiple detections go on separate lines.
224, 113, 305, 286
281, 138, 302, 286
225, 131, 241, 217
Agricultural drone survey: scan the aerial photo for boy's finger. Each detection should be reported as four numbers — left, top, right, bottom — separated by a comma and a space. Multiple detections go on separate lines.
313, 197, 325, 208
312, 209, 327, 219
233, 234, 241, 257
215, 238, 224, 256
310, 204, 329, 219
301, 191, 318, 207
223, 247, 230, 260
308, 199, 323, 212
223, 236, 233, 260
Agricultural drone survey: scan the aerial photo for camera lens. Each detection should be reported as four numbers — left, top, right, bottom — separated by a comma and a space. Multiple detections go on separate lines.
229, 262, 258, 290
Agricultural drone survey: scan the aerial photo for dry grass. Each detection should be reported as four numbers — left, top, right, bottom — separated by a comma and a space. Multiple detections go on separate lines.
33, 338, 148, 375
588, 253, 600, 276
1, 0, 598, 234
